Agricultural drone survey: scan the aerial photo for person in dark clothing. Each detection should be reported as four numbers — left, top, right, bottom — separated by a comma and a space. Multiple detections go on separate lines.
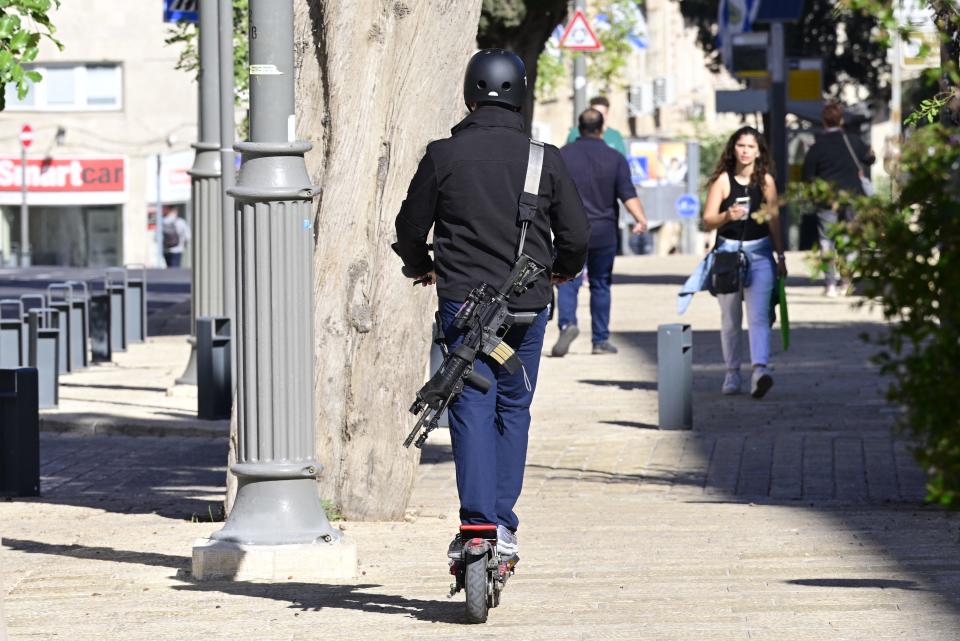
801, 101, 875, 296
550, 108, 647, 357
393, 49, 589, 558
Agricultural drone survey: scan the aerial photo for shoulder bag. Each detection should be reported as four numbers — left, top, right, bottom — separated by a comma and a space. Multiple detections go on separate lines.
708, 216, 747, 297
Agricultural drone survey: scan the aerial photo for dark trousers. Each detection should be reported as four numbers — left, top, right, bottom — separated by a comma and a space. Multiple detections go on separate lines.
438, 298, 548, 532
164, 252, 182, 268
556, 244, 616, 344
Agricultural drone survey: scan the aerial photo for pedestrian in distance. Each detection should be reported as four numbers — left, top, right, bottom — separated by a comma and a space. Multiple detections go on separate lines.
393, 49, 589, 562
701, 126, 787, 398
565, 95, 628, 157
161, 208, 190, 268
801, 101, 875, 297
551, 108, 648, 357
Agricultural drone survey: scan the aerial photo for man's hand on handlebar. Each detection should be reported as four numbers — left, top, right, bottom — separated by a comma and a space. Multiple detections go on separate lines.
412, 270, 437, 287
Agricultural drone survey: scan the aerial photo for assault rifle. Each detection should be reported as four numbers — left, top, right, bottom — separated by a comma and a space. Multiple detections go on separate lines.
403, 254, 546, 448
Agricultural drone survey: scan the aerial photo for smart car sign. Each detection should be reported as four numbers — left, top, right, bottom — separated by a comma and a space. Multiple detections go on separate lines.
0, 158, 125, 192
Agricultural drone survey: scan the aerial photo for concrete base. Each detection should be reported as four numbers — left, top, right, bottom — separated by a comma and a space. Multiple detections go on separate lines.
191, 537, 357, 581
175, 341, 198, 385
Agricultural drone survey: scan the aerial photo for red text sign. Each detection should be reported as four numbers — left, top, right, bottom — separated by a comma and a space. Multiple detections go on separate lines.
0, 158, 125, 192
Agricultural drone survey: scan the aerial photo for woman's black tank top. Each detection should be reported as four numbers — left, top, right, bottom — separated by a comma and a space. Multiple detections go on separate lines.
718, 170, 769, 241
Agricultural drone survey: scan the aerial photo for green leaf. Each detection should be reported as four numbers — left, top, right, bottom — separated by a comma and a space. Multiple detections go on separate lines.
0, 14, 21, 39
24, 69, 40, 82
9, 29, 31, 51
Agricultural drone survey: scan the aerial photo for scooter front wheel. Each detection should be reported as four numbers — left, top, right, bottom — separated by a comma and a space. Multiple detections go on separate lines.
463, 553, 489, 623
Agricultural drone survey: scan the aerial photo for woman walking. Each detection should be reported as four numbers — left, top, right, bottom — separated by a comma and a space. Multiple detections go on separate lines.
701, 127, 787, 398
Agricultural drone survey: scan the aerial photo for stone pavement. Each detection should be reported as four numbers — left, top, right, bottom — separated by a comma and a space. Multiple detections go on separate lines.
40, 336, 227, 438
2, 253, 959, 640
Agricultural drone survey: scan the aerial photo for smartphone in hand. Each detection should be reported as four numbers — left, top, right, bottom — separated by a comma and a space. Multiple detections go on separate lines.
733, 196, 750, 220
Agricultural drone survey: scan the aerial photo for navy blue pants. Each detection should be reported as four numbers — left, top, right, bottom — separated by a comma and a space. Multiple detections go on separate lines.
438, 298, 548, 533
556, 244, 616, 344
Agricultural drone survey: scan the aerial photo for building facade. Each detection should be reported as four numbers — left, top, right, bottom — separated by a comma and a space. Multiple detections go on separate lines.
532, 0, 741, 147
0, 1, 197, 267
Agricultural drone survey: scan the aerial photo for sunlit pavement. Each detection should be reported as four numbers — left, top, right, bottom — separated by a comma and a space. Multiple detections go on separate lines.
1, 253, 957, 640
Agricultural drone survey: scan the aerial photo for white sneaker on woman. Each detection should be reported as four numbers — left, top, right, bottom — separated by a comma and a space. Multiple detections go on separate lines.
721, 370, 741, 395
751, 367, 773, 399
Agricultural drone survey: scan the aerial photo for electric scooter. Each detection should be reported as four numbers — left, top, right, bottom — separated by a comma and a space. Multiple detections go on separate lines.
447, 524, 518, 623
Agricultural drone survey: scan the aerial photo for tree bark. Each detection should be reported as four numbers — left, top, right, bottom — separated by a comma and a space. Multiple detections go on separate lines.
293, 0, 481, 520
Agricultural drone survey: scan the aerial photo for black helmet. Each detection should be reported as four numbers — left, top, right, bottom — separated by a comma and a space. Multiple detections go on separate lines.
463, 49, 526, 110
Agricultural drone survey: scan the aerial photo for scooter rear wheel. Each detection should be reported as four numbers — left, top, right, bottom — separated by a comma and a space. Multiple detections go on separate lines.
463, 553, 489, 623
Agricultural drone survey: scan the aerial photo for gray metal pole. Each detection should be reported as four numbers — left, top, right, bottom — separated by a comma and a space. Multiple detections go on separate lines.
210, 0, 339, 547
156, 155, 164, 267
572, 0, 587, 125
178, 0, 223, 385
682, 141, 700, 255
19, 144, 28, 267
218, 0, 236, 339
769, 22, 789, 249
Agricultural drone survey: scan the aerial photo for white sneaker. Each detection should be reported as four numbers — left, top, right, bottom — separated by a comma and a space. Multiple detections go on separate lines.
496, 524, 518, 557
825, 284, 839, 298
751, 367, 773, 399
721, 371, 741, 395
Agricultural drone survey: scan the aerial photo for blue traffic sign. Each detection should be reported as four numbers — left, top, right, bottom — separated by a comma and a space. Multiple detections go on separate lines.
628, 156, 648, 185
164, 0, 198, 23
675, 193, 700, 219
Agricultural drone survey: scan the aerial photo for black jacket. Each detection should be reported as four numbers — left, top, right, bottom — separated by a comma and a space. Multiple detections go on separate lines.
802, 130, 875, 196
393, 106, 589, 310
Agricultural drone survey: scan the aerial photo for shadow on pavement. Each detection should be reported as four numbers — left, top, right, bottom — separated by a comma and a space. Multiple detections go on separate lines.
31, 434, 228, 521
1, 536, 465, 624
175, 581, 465, 623
524, 462, 708, 488
579, 379, 657, 391
39, 412, 227, 437
2, 537, 190, 571
60, 382, 171, 393
604, 320, 960, 612
786, 578, 924, 591
600, 420, 659, 430
419, 440, 455, 465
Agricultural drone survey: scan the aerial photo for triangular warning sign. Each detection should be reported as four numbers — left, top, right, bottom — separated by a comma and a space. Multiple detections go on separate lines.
559, 10, 602, 51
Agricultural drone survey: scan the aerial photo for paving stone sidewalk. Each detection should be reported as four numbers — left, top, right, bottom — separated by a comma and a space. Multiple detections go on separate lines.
39, 336, 227, 438
1, 253, 958, 641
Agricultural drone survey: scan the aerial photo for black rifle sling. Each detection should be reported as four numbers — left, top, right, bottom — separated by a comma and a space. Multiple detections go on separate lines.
516, 139, 545, 259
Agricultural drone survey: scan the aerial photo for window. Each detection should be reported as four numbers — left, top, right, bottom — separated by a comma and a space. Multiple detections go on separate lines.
4, 81, 35, 108
3, 63, 122, 111
86, 65, 120, 106
44, 67, 76, 106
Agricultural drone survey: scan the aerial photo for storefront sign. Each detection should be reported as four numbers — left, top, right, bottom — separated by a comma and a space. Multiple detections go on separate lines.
0, 157, 125, 192
146, 149, 194, 204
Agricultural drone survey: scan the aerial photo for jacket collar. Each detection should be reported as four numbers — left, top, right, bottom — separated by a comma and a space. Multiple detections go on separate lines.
451, 105, 525, 135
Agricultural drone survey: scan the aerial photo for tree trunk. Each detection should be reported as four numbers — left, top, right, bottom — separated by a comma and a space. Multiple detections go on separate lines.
293, 0, 481, 520
478, 0, 569, 133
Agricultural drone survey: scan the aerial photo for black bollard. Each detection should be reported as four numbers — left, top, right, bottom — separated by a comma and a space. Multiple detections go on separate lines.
0, 368, 40, 497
